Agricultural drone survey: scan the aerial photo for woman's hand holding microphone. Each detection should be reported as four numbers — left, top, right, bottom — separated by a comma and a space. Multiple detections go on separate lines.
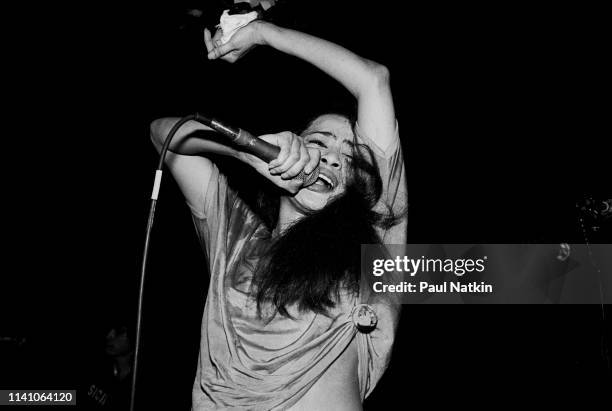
240, 132, 321, 194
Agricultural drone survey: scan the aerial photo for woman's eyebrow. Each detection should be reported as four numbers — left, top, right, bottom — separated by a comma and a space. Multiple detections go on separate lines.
304, 130, 337, 140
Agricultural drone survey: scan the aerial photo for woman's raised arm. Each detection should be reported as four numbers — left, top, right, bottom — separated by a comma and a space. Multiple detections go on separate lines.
206, 21, 397, 152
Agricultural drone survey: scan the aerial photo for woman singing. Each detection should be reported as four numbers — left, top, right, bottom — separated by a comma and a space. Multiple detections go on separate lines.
150, 14, 407, 411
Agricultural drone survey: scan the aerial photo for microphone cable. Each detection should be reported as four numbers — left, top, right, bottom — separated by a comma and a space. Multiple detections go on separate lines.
130, 113, 211, 411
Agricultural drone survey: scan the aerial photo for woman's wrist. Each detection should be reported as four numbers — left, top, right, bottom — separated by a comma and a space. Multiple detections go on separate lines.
253, 20, 278, 47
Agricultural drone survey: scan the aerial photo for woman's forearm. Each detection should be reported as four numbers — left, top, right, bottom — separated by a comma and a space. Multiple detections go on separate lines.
254, 21, 396, 151
256, 21, 388, 99
150, 117, 302, 194
150, 118, 240, 158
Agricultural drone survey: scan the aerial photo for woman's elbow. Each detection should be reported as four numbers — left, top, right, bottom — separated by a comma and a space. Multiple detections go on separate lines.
150, 118, 165, 146
362, 61, 390, 92
372, 63, 390, 86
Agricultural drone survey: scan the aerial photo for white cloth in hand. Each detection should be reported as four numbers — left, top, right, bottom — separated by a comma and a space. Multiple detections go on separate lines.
217, 10, 259, 44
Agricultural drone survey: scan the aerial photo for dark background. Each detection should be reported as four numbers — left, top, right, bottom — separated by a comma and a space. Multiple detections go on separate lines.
3, 0, 610, 409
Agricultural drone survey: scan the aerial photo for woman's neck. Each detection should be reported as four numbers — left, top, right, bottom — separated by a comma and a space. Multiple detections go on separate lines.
276, 197, 306, 235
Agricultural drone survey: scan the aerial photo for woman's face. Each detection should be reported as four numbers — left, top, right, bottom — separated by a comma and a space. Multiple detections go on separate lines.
290, 114, 354, 212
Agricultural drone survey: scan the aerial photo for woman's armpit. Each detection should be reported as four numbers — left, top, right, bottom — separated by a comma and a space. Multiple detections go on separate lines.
354, 120, 401, 160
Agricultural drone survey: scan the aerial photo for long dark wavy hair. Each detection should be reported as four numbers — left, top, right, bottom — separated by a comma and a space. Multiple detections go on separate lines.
250, 113, 401, 317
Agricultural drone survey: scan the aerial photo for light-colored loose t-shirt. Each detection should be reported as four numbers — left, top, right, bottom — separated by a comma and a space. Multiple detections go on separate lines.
189, 123, 407, 410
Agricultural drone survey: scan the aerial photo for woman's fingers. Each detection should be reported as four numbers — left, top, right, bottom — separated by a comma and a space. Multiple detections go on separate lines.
204, 28, 213, 53
205, 28, 230, 59
268, 133, 292, 170
272, 137, 301, 176
212, 28, 224, 45
283, 143, 310, 179
304, 148, 321, 175
206, 27, 256, 63
265, 133, 314, 179
207, 41, 235, 59
270, 134, 300, 176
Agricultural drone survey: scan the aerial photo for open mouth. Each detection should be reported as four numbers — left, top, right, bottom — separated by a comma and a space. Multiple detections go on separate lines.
307, 171, 336, 193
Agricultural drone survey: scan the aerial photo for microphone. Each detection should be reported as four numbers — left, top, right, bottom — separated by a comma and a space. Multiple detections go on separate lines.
203, 116, 320, 187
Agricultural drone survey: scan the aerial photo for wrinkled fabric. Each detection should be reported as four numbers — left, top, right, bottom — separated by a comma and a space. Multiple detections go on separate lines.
189, 123, 407, 410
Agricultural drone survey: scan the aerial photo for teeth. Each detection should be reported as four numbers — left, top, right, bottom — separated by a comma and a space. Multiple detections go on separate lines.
318, 174, 333, 188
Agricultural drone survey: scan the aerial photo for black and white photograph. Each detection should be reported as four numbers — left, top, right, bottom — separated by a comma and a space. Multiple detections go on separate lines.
2, 0, 610, 409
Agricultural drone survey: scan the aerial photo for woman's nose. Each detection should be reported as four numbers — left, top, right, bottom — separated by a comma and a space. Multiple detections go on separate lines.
321, 151, 341, 169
